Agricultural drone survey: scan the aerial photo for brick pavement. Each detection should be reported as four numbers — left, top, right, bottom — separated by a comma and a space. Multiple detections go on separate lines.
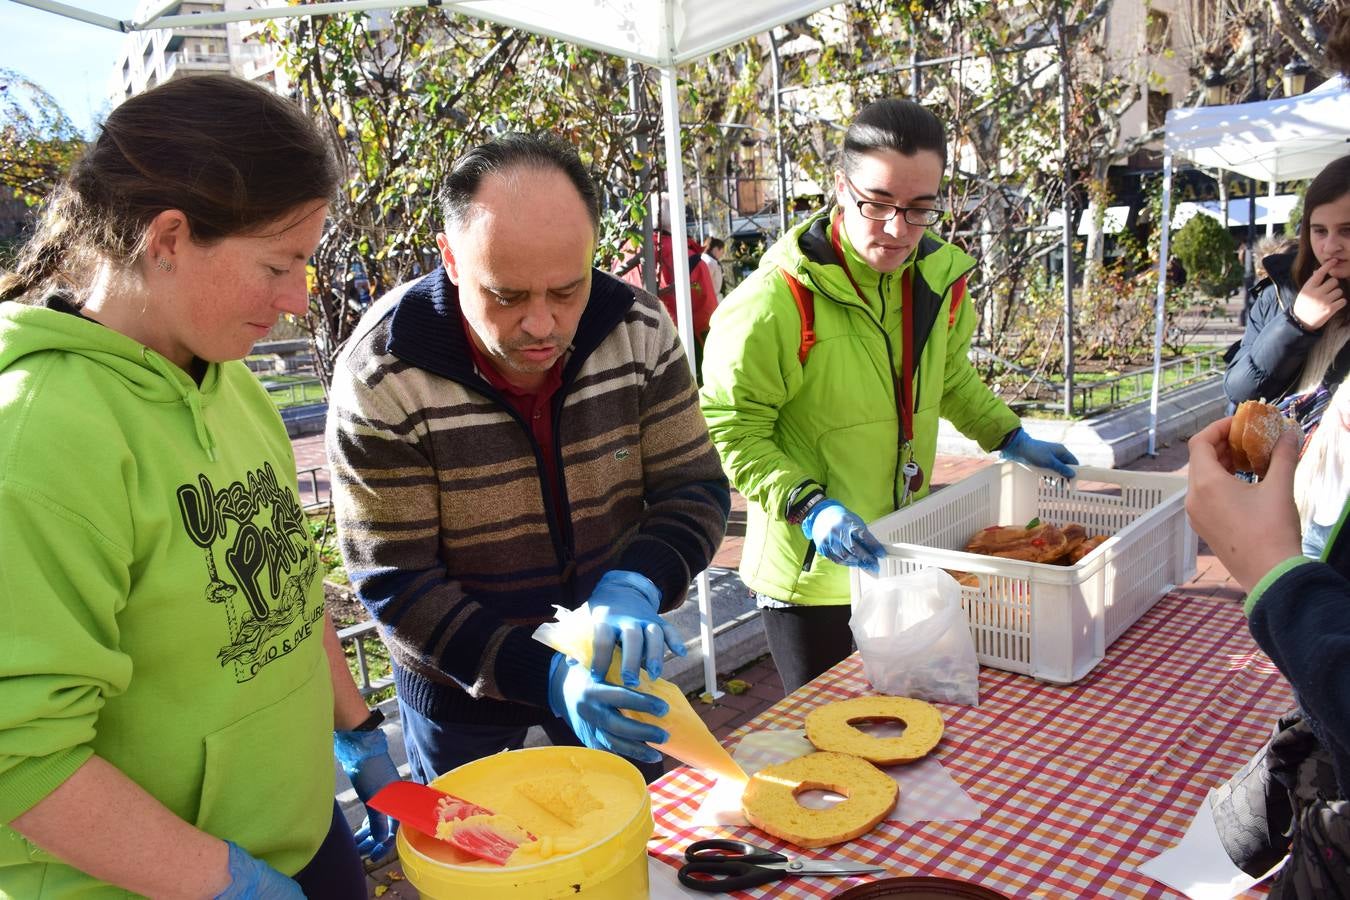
287, 431, 1233, 898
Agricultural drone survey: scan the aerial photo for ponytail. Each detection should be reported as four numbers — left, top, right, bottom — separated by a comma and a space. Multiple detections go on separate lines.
0, 186, 86, 304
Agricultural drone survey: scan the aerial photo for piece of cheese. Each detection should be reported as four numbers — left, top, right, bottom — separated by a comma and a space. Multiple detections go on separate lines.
514, 776, 603, 827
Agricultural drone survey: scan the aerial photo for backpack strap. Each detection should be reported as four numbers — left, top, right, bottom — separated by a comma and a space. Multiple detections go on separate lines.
779, 267, 816, 365
948, 274, 967, 328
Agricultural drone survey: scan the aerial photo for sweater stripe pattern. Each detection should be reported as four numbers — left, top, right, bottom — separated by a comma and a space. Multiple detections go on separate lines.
327, 268, 729, 725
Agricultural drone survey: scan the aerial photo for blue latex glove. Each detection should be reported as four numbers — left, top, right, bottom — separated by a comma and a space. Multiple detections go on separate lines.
214, 841, 303, 899
1000, 428, 1079, 479
802, 500, 887, 575
588, 570, 687, 686
548, 652, 670, 764
333, 726, 399, 861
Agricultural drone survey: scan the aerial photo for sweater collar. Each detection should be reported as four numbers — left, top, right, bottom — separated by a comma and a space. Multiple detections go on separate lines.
386, 266, 638, 384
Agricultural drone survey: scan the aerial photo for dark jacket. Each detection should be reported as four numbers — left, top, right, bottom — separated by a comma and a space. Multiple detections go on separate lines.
1226, 253, 1350, 406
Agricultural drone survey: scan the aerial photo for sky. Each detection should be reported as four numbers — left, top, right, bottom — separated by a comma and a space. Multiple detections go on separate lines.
1, 1, 141, 136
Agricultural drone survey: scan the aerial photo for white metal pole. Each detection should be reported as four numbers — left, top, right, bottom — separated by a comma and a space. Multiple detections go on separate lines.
659, 63, 721, 700
1149, 153, 1174, 457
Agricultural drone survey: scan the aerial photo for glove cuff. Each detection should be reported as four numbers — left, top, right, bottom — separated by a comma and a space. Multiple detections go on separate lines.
801, 498, 843, 538
334, 726, 389, 772
596, 569, 661, 612
546, 652, 567, 718
997, 426, 1024, 453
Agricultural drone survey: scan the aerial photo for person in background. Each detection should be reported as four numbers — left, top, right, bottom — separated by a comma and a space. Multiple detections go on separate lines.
616, 193, 720, 352
1225, 155, 1350, 420
326, 134, 729, 785
698, 98, 1077, 693
1187, 418, 1350, 896
702, 236, 726, 299
0, 75, 396, 899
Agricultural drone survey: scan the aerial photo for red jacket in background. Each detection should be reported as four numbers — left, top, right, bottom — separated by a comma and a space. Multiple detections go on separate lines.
616, 231, 718, 345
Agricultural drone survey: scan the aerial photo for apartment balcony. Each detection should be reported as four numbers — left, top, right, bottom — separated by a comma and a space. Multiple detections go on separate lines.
163, 51, 234, 79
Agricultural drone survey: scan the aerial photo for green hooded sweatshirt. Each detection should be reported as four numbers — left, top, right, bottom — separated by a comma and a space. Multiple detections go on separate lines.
0, 302, 333, 897
699, 210, 1020, 606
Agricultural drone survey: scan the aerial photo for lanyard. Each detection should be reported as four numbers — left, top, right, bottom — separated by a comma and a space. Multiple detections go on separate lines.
830, 215, 915, 444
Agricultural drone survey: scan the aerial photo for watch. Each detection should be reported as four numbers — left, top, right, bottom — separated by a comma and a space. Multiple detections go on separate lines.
353, 707, 385, 732
785, 484, 827, 526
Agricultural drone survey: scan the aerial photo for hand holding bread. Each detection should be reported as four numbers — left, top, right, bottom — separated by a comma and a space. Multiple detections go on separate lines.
1185, 416, 1303, 592
1228, 401, 1301, 477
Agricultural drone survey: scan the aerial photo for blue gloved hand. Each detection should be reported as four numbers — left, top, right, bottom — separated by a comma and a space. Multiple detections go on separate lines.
803, 500, 887, 575
588, 570, 686, 686
548, 652, 670, 764
333, 725, 399, 861
1000, 428, 1079, 479
214, 840, 303, 899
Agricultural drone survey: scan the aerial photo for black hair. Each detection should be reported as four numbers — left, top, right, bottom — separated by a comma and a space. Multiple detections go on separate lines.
440, 133, 600, 233
842, 99, 947, 174
1, 74, 339, 303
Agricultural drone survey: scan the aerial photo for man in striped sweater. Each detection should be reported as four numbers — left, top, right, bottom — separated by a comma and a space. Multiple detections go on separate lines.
326, 135, 730, 784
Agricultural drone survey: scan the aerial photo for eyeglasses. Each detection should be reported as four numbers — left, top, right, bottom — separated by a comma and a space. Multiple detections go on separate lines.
842, 174, 944, 226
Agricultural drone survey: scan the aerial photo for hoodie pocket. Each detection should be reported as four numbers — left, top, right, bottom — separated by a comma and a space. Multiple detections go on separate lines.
194, 660, 332, 875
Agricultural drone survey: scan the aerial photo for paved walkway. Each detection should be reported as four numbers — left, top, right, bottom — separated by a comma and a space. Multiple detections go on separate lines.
293, 431, 1239, 897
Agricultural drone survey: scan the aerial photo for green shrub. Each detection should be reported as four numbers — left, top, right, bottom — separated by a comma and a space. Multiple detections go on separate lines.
1172, 214, 1242, 297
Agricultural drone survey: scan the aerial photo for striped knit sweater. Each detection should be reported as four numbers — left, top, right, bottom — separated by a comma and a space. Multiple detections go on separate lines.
326, 267, 730, 725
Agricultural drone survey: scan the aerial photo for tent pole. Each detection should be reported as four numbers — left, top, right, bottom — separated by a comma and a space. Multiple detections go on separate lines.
1267, 178, 1277, 237
1150, 153, 1174, 457
659, 64, 721, 701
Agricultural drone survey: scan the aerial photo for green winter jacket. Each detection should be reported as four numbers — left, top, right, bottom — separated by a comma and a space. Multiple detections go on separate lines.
0, 301, 333, 897
699, 209, 1020, 606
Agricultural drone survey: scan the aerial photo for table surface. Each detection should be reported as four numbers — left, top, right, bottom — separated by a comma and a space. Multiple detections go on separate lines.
648, 591, 1296, 899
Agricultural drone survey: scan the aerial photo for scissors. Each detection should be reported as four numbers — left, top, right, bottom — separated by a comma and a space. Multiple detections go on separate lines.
677, 838, 886, 892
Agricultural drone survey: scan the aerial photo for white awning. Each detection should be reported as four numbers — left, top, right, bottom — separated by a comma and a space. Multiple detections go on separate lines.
1077, 204, 1130, 235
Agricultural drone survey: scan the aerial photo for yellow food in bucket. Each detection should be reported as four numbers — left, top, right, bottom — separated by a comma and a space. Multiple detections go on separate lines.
398, 746, 654, 899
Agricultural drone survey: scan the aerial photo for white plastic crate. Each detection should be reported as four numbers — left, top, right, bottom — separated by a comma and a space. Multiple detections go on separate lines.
850, 462, 1197, 684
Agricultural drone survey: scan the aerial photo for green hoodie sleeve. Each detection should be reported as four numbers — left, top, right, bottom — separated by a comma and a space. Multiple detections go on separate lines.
699, 268, 818, 518
0, 482, 132, 824
936, 282, 1020, 450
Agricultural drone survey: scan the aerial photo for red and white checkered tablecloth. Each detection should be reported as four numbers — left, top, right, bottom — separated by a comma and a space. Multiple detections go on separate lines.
648, 591, 1296, 899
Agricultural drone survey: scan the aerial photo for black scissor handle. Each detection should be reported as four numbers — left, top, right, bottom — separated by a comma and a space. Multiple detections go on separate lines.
685, 838, 787, 866
678, 859, 786, 893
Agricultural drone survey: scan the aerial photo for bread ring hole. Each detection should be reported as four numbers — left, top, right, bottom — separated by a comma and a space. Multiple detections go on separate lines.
846, 715, 908, 739
790, 778, 850, 810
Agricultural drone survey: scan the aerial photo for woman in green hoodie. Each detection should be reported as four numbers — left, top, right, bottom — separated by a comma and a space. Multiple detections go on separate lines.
699, 99, 1077, 692
0, 76, 396, 898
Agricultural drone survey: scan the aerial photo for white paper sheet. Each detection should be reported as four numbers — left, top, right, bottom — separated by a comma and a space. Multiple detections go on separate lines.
679, 728, 981, 828
1136, 788, 1284, 899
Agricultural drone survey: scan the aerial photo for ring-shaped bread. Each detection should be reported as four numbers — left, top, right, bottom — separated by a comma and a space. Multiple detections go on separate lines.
805, 696, 944, 765
740, 751, 897, 849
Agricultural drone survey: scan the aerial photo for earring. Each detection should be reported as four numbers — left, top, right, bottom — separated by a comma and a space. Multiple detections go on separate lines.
156, 257, 175, 272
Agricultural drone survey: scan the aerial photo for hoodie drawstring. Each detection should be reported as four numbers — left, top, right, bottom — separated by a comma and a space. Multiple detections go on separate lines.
143, 349, 218, 461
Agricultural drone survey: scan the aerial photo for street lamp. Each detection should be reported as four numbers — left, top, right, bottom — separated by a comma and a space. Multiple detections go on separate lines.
1282, 57, 1311, 97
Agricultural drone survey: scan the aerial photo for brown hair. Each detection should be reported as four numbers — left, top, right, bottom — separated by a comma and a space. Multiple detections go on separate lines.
1, 74, 339, 303
1292, 154, 1350, 288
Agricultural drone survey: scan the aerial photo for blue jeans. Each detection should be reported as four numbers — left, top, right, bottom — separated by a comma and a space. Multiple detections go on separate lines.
397, 698, 668, 785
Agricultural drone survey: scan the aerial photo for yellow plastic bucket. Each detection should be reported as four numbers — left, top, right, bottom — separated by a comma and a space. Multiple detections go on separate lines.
396, 746, 653, 899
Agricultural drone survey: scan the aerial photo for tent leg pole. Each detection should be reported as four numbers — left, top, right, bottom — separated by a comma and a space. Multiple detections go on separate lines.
1150, 154, 1174, 458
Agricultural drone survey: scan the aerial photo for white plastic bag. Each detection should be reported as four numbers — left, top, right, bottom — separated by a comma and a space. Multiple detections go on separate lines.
850, 567, 980, 706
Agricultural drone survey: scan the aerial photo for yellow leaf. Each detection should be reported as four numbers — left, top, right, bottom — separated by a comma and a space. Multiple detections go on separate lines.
725, 679, 750, 695
338, 123, 348, 139
388, 870, 404, 881
698, 692, 715, 705
374, 886, 388, 897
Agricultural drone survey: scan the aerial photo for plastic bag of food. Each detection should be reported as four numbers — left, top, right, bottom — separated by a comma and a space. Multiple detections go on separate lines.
850, 568, 979, 706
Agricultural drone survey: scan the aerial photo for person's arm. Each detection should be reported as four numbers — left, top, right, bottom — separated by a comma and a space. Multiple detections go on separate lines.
1187, 418, 1350, 765
10, 757, 231, 899
1223, 282, 1319, 404
323, 611, 374, 731
325, 356, 556, 710
933, 278, 1021, 450
620, 297, 731, 611
699, 270, 823, 520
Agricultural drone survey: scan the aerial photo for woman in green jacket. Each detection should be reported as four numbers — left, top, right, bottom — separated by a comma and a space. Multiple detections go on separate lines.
699, 99, 1077, 692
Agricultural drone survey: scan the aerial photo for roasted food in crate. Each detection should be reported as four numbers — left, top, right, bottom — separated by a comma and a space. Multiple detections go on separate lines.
952, 519, 1108, 575
1229, 400, 1299, 477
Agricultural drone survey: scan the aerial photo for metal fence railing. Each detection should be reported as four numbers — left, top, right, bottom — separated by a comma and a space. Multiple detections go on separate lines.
971, 347, 1225, 418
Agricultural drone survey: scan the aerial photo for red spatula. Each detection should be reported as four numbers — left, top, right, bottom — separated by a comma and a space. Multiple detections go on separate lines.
368, 781, 533, 865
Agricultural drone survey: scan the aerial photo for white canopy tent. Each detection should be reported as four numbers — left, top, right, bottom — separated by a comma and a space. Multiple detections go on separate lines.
1150, 76, 1350, 453
15, 0, 849, 697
